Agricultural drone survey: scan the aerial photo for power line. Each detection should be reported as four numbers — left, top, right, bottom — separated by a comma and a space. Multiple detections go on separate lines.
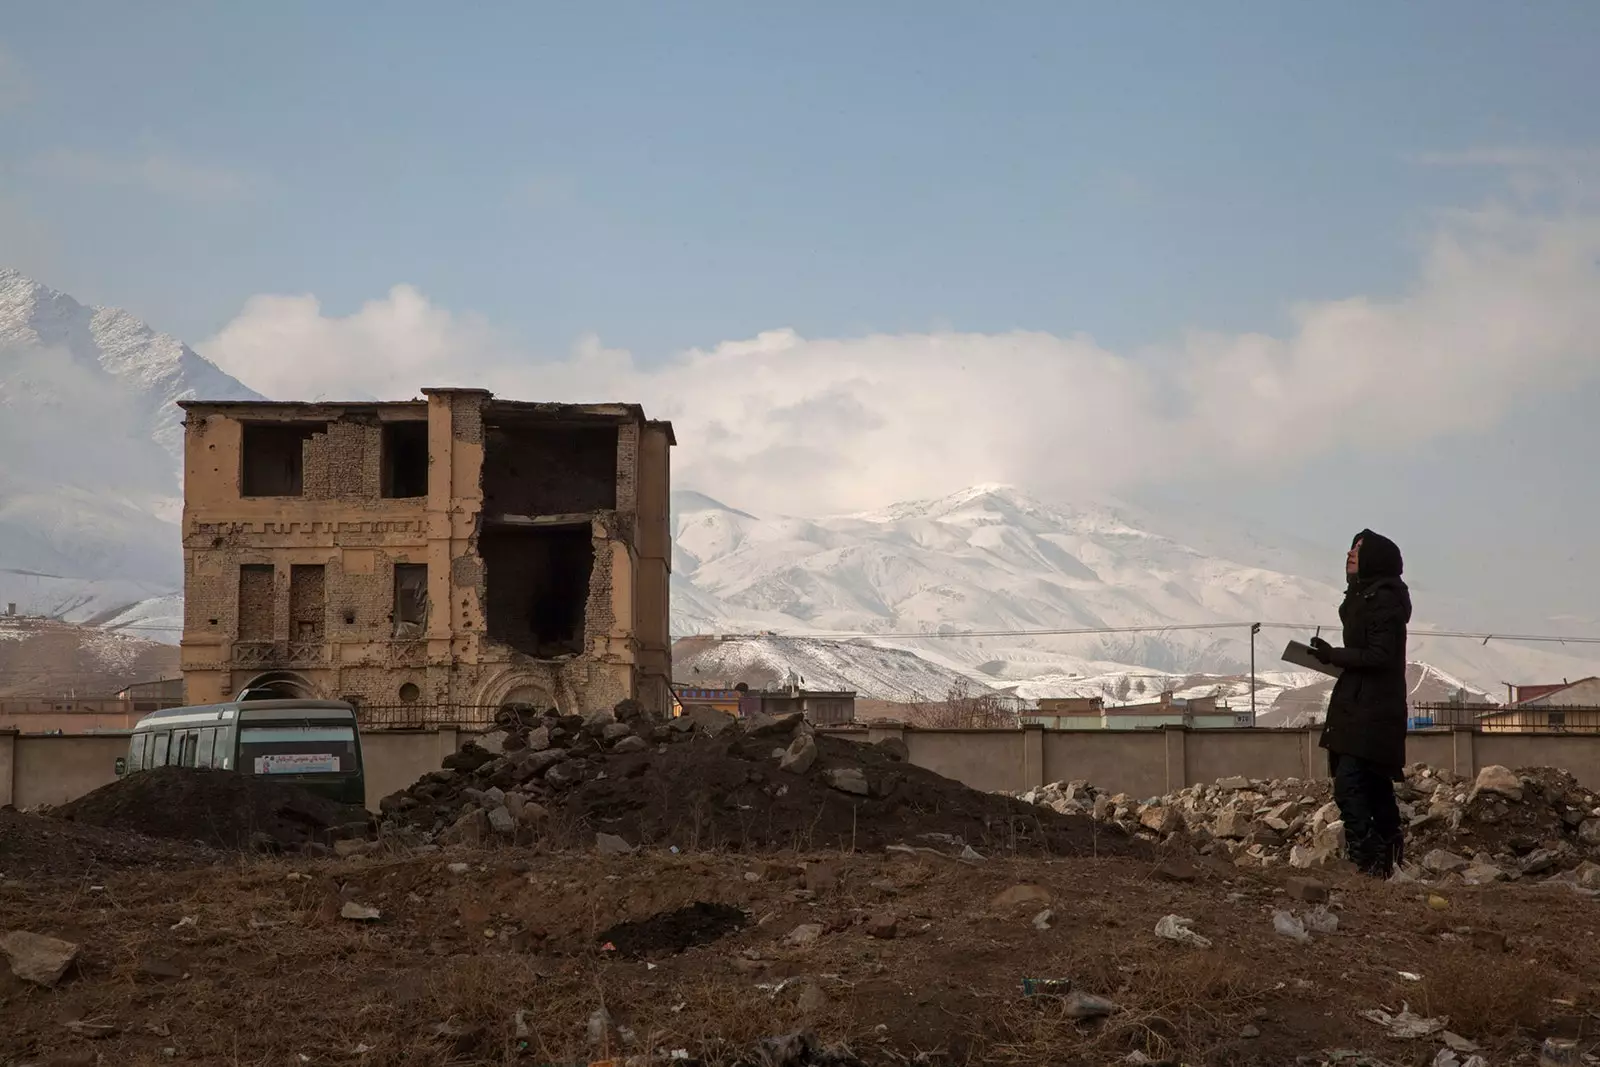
673, 620, 1600, 646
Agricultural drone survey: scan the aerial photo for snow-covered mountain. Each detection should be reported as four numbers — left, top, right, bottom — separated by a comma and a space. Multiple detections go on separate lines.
3, 268, 1596, 706
0, 269, 259, 628
670, 486, 1600, 698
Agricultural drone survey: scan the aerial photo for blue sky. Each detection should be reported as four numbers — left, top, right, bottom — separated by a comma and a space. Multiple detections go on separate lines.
4, 2, 1600, 630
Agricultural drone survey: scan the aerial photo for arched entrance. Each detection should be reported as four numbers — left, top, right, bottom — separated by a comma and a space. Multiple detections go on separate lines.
234, 670, 319, 701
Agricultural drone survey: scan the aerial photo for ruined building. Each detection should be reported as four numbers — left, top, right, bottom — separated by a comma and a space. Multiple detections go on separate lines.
177, 390, 673, 716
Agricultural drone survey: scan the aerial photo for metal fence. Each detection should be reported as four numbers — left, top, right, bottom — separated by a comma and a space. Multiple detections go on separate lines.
1409, 702, 1600, 733
355, 704, 503, 730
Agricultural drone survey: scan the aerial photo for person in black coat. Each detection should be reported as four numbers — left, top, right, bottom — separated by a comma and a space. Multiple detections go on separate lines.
1310, 530, 1411, 878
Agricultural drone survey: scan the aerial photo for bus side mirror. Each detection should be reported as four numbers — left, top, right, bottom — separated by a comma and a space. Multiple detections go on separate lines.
114, 757, 127, 777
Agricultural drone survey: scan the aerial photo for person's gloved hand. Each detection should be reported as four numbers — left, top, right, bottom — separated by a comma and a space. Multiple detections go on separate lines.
1308, 637, 1334, 664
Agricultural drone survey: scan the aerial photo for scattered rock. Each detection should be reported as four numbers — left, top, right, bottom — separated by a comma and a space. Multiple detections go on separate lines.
1031, 909, 1054, 931
796, 981, 831, 1015
864, 914, 897, 939
1286, 876, 1329, 903
1154, 857, 1199, 882
440, 809, 489, 847
1240, 1024, 1261, 1039
1216, 776, 1250, 791
780, 735, 819, 775
339, 902, 380, 922
595, 833, 636, 856
1472, 765, 1523, 801
785, 923, 824, 947
1422, 849, 1470, 874
991, 884, 1053, 911
486, 805, 517, 836
824, 767, 869, 796
1, 930, 80, 987
612, 735, 650, 754
746, 711, 805, 737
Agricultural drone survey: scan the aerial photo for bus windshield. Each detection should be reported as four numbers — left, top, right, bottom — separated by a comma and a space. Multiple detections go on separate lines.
239, 724, 358, 775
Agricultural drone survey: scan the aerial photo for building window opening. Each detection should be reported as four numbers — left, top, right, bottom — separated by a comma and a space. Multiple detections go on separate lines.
381, 421, 430, 498
481, 524, 594, 657
481, 419, 618, 516
398, 682, 421, 704
240, 422, 323, 497
393, 563, 428, 638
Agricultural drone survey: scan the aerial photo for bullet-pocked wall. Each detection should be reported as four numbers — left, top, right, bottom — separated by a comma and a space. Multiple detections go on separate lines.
178, 391, 675, 717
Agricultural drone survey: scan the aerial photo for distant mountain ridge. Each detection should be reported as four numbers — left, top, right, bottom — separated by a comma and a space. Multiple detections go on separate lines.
668, 486, 1599, 697
0, 269, 260, 630
2, 269, 1596, 704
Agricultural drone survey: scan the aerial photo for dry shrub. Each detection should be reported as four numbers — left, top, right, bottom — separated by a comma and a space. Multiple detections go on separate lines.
1415, 949, 1560, 1036
987, 950, 1270, 1065
905, 681, 1021, 729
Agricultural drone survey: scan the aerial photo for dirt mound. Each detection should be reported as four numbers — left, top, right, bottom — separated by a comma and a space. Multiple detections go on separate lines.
54, 767, 373, 851
1019, 762, 1600, 888
0, 808, 219, 882
381, 704, 1134, 858
597, 901, 746, 958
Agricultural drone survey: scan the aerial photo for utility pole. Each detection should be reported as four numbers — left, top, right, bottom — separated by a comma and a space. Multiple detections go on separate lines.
1249, 622, 1262, 723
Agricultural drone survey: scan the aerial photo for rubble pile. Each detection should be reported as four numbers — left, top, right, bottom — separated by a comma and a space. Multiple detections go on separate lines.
54, 766, 374, 852
381, 702, 1128, 856
1016, 763, 1600, 888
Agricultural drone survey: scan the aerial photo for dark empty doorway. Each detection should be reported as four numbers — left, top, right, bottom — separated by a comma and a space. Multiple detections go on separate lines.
481, 524, 594, 657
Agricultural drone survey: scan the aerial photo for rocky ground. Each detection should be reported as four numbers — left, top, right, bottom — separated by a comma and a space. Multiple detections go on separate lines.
1015, 764, 1600, 893
3, 710, 1600, 1065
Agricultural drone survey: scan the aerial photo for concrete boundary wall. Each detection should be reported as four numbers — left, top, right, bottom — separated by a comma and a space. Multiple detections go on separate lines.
6, 726, 1600, 814
0, 728, 461, 812
854, 724, 1600, 795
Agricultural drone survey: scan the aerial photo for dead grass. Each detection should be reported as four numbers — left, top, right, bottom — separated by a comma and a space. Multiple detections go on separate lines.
5, 845, 1600, 1066
1414, 949, 1563, 1037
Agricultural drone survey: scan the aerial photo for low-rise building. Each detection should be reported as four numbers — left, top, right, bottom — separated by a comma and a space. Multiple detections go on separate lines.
178, 389, 674, 717
1024, 692, 1248, 730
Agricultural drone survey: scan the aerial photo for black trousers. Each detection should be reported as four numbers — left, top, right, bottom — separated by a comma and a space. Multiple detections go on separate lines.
1330, 753, 1402, 876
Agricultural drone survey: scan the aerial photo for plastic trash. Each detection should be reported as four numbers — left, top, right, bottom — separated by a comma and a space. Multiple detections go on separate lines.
1306, 905, 1339, 934
1360, 1003, 1445, 1039
1020, 978, 1072, 997
1540, 1037, 1579, 1067
1272, 910, 1311, 943
1154, 914, 1212, 948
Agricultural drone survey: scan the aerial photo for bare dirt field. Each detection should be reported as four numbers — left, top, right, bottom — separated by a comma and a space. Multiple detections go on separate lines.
3, 836, 1598, 1066
6, 708, 1599, 1065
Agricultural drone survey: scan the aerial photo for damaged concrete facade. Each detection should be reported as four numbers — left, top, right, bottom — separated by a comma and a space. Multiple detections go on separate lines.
178, 389, 674, 716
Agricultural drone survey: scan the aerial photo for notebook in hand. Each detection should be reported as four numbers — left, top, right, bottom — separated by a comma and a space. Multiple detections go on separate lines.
1281, 640, 1343, 679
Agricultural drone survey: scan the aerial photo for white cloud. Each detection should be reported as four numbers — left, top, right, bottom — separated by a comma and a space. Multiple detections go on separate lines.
200, 201, 1600, 517
1414, 146, 1600, 202
28, 149, 257, 202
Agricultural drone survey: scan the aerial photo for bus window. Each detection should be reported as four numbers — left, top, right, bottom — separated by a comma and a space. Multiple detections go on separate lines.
152, 731, 171, 767
196, 727, 217, 767
240, 725, 358, 775
178, 732, 199, 767
129, 733, 147, 772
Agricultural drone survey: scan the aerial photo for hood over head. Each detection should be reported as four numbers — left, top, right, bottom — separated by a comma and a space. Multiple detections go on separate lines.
1352, 529, 1403, 582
